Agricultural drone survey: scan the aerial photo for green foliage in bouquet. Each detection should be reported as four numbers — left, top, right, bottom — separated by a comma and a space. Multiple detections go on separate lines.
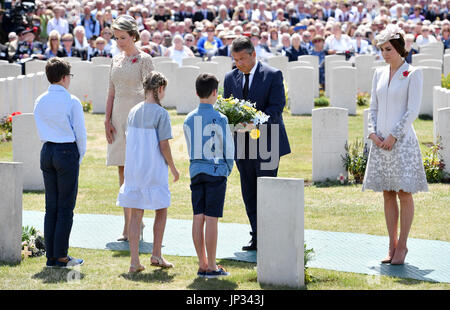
423, 142, 446, 183
341, 139, 369, 184
22, 225, 46, 258
213, 95, 270, 126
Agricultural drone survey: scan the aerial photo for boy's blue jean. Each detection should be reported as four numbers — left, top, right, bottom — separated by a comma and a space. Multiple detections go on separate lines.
40, 142, 79, 259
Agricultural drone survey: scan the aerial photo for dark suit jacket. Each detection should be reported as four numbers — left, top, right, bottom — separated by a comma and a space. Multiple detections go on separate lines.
223, 61, 291, 159
217, 45, 231, 57
193, 10, 215, 22
59, 47, 88, 60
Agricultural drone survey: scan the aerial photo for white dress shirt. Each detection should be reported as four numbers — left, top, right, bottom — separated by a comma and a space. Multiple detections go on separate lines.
47, 17, 69, 36
241, 61, 258, 89
34, 85, 87, 164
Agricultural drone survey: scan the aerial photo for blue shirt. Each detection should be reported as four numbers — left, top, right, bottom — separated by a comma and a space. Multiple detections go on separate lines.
77, 15, 100, 39
183, 103, 234, 179
34, 84, 87, 164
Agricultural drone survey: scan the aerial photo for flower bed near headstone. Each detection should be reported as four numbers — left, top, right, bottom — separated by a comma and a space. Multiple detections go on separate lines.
0, 112, 21, 143
341, 139, 369, 184
423, 142, 448, 183
21, 225, 45, 259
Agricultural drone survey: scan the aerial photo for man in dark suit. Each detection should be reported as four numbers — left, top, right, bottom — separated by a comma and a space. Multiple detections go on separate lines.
193, 0, 215, 22
217, 32, 236, 57
223, 36, 291, 251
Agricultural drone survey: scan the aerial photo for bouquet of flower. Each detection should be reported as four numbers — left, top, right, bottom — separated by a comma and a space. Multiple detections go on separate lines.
213, 95, 270, 126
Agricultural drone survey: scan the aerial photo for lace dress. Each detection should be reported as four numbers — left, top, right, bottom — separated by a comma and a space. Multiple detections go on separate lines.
362, 62, 428, 194
107, 50, 154, 166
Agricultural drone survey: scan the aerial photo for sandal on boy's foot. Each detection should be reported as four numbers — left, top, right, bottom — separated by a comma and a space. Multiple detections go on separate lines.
151, 255, 174, 268
129, 264, 146, 274
205, 265, 230, 278
197, 268, 207, 278
54, 256, 84, 268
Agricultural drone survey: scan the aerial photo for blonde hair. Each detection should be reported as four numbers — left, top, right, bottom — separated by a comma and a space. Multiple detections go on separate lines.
112, 14, 140, 42
143, 71, 168, 106
48, 30, 61, 50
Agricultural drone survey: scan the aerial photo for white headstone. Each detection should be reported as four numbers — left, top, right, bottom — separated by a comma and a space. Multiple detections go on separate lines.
0, 63, 22, 78
417, 59, 443, 71
91, 65, 110, 114
373, 60, 388, 67
294, 56, 320, 97
355, 54, 376, 93
267, 55, 288, 83
444, 54, 450, 77
0, 78, 8, 117
196, 61, 219, 76
419, 66, 441, 117
91, 57, 112, 66
12, 113, 44, 191
433, 86, 450, 143
330, 66, 357, 115
33, 72, 49, 102
175, 66, 200, 114
363, 108, 372, 149
154, 61, 179, 108
69, 61, 93, 104
412, 54, 433, 66
15, 74, 35, 113
436, 107, 450, 174
25, 60, 47, 75
0, 162, 23, 264
211, 56, 232, 88
151, 56, 173, 64
288, 66, 314, 115
24, 73, 37, 113
257, 177, 304, 288
419, 48, 443, 60
62, 57, 82, 63
182, 57, 203, 67
312, 107, 348, 182
6, 77, 17, 114
326, 60, 351, 97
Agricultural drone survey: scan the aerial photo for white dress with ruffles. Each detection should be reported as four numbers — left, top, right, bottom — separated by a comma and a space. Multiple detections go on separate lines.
117, 102, 172, 210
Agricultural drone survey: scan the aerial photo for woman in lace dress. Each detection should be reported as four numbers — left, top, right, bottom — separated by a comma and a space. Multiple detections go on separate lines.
362, 25, 428, 265
105, 15, 154, 241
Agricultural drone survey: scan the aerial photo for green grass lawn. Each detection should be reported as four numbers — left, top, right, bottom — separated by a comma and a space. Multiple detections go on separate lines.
0, 105, 449, 290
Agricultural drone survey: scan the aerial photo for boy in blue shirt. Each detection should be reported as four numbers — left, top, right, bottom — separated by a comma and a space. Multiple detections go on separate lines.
34, 57, 87, 268
183, 73, 234, 278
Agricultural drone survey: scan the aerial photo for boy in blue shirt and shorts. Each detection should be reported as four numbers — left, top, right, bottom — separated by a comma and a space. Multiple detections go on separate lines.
183, 73, 234, 278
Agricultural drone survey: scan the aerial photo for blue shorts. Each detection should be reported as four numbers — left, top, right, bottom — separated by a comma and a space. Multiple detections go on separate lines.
190, 173, 227, 218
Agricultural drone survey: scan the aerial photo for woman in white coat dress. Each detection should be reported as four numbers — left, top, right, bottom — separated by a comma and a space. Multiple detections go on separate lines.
362, 25, 428, 265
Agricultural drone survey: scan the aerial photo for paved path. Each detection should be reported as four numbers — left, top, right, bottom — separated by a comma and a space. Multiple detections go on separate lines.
23, 211, 450, 283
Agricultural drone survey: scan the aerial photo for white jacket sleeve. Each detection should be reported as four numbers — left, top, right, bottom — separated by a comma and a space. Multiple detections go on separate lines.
390, 68, 423, 140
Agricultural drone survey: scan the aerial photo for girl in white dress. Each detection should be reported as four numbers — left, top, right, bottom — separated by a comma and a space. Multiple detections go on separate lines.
363, 25, 428, 265
117, 72, 180, 273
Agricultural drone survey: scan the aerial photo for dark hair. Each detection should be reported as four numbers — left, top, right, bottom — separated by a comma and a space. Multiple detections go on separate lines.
195, 73, 219, 99
231, 35, 255, 54
389, 34, 409, 58
45, 57, 71, 84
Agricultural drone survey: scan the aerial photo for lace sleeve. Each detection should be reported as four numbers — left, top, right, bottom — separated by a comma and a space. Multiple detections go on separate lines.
108, 61, 115, 95
390, 68, 423, 140
140, 54, 154, 83
367, 69, 378, 138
